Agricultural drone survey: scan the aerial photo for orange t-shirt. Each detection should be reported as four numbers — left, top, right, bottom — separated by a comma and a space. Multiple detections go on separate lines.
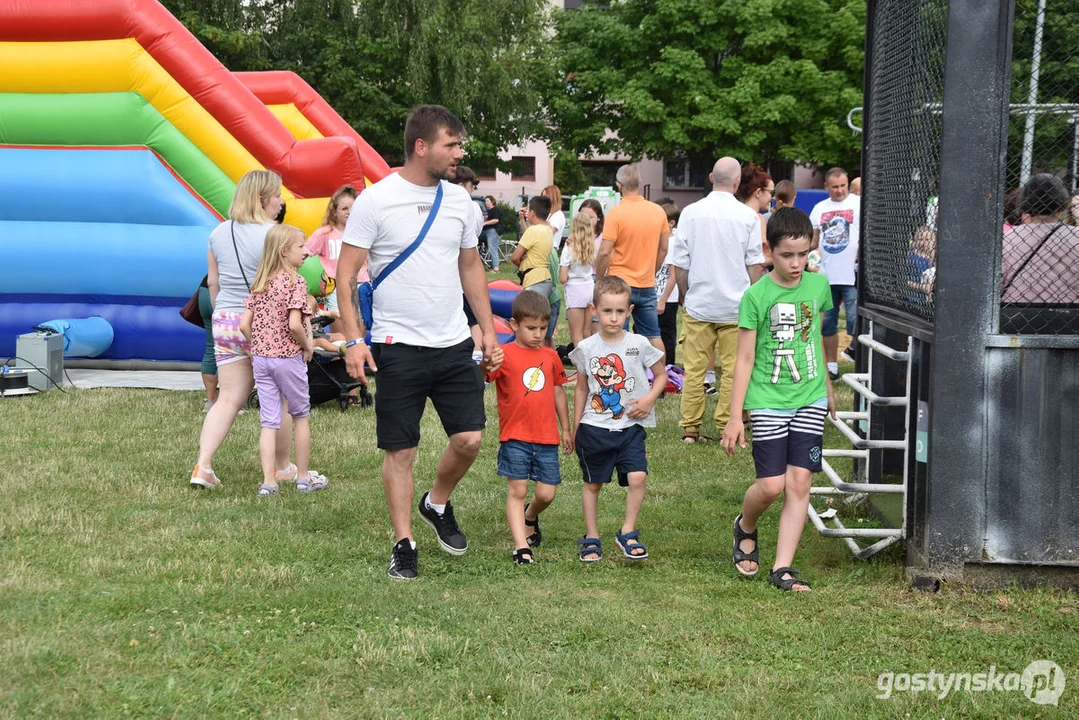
488, 342, 567, 444
601, 196, 669, 287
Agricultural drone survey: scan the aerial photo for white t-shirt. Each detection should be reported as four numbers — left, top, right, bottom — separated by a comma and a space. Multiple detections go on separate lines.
671, 191, 765, 323
569, 332, 665, 429
548, 210, 566, 243
809, 193, 860, 286
656, 236, 680, 304
342, 173, 477, 348
468, 199, 484, 238
208, 220, 275, 312
558, 243, 594, 285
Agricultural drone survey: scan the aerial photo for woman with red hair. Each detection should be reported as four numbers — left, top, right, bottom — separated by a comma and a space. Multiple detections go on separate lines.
735, 163, 774, 264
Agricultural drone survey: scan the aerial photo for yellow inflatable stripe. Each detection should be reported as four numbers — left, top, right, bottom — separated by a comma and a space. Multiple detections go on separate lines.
267, 103, 324, 141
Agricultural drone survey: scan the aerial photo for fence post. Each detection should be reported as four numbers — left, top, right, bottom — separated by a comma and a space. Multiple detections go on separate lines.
919, 0, 1014, 577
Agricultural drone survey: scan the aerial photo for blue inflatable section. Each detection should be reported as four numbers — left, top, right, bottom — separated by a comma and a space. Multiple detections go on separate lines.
37, 318, 115, 358
793, 189, 830, 216
0, 147, 218, 362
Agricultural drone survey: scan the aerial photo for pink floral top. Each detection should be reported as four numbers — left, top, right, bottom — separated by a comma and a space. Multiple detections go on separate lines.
244, 271, 312, 358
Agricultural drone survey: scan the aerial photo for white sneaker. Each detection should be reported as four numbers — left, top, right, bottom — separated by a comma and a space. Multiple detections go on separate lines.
839, 350, 854, 363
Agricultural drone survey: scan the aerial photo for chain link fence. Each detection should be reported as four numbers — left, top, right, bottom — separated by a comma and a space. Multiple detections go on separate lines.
860, 0, 947, 326
1000, 0, 1079, 335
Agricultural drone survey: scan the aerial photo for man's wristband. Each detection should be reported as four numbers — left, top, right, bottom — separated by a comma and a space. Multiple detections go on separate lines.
345, 339, 364, 349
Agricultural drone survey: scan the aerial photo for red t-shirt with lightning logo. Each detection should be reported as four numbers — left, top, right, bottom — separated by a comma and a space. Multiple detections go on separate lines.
487, 342, 568, 444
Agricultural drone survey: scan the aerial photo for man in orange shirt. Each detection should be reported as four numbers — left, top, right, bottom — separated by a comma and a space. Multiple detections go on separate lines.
594, 164, 670, 354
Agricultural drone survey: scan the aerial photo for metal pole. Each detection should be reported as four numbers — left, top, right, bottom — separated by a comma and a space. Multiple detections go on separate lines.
1019, 0, 1047, 185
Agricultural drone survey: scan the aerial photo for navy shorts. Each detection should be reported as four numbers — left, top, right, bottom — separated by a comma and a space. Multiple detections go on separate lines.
575, 422, 648, 486
749, 403, 828, 478
497, 440, 561, 485
371, 338, 485, 450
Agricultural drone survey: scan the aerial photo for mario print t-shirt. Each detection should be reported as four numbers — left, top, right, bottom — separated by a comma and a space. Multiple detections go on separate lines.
569, 333, 665, 430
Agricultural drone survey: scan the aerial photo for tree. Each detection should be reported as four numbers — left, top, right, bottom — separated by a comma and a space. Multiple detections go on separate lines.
162, 0, 555, 167
547, 0, 865, 171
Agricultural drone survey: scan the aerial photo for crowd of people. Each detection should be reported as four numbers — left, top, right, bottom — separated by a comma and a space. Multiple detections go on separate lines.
183, 103, 895, 593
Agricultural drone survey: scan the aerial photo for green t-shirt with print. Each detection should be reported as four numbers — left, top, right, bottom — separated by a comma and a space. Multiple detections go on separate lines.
738, 272, 833, 410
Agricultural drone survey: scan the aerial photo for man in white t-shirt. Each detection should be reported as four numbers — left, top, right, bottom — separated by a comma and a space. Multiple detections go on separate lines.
671, 157, 765, 443
809, 167, 860, 379
337, 105, 504, 581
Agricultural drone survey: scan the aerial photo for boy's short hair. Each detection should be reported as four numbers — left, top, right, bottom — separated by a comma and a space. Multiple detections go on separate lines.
658, 201, 681, 224
528, 195, 552, 220
404, 105, 465, 159
511, 289, 551, 322
766, 207, 814, 249
774, 180, 796, 204
593, 275, 632, 306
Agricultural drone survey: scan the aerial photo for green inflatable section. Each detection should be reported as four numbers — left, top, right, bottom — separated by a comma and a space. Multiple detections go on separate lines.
0, 92, 235, 216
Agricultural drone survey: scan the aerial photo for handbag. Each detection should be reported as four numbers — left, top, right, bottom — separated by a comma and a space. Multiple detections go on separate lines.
179, 286, 204, 327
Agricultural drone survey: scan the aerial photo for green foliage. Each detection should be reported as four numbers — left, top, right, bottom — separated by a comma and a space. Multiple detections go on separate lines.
549, 0, 866, 170
1007, 0, 1079, 188
161, 0, 555, 166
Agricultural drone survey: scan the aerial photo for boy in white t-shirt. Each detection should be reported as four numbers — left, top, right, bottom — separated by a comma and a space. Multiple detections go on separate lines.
654, 200, 681, 366
569, 276, 666, 563
809, 167, 860, 379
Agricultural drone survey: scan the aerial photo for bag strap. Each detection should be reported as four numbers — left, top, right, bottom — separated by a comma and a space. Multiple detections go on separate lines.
1002, 222, 1063, 295
231, 221, 252, 292
372, 182, 443, 291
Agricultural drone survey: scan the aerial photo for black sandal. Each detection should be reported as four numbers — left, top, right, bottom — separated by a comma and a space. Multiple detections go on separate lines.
769, 566, 812, 592
524, 503, 542, 547
733, 513, 759, 577
513, 548, 534, 565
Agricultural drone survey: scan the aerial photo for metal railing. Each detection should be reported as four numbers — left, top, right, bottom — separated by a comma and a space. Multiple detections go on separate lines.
807, 320, 911, 559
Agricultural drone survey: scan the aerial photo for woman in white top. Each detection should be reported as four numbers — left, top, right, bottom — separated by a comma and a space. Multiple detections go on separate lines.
191, 170, 297, 490
559, 212, 598, 347
542, 185, 566, 249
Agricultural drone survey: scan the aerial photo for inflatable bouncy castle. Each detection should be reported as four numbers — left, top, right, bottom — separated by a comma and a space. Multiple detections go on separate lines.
0, 0, 391, 363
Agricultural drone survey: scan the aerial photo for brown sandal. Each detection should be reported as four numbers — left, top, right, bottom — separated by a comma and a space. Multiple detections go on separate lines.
681, 433, 713, 444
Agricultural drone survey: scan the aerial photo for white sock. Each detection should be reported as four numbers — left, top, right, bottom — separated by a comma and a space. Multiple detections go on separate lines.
426, 495, 447, 514
705, 370, 716, 384
827, 362, 839, 374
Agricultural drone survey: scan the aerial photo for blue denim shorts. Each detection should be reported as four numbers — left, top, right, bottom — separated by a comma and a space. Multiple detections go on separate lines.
624, 286, 660, 338
822, 284, 858, 336
497, 440, 562, 485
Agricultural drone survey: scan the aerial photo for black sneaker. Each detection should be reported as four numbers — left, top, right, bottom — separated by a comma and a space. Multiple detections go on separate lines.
388, 538, 418, 580
418, 492, 468, 555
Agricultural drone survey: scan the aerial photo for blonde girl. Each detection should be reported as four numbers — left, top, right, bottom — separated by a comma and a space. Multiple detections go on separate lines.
559, 212, 598, 346
192, 170, 296, 490
240, 224, 328, 497
305, 185, 365, 315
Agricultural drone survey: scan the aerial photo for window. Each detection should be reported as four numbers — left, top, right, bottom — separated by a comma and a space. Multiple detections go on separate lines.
664, 156, 708, 190
472, 161, 497, 181
510, 156, 536, 181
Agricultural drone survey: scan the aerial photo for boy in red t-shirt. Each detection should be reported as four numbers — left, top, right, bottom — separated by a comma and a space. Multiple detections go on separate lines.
487, 291, 574, 564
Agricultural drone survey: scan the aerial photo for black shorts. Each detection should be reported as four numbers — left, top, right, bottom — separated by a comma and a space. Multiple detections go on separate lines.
462, 295, 478, 328
575, 423, 648, 486
371, 338, 486, 451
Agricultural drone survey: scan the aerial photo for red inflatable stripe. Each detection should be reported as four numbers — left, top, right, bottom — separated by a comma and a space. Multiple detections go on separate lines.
235, 71, 390, 183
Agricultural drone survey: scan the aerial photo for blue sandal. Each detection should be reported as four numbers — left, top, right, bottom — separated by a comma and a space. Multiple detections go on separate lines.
577, 536, 602, 562
614, 529, 649, 560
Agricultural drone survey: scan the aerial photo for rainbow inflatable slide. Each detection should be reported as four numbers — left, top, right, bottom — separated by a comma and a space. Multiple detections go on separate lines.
0, 0, 391, 363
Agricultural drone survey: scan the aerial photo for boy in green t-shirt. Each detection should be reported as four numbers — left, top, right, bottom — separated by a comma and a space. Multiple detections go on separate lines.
721, 207, 836, 593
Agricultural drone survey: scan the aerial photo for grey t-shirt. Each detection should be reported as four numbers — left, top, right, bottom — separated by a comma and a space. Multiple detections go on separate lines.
208, 220, 275, 312
569, 332, 665, 430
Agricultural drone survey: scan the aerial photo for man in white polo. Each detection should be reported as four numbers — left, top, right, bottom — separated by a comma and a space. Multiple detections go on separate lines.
673, 157, 765, 443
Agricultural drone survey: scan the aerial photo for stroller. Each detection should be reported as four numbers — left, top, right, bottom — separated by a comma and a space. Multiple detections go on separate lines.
247, 316, 372, 413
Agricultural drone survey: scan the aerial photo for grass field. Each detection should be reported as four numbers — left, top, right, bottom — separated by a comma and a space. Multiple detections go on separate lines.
2, 353, 1076, 718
